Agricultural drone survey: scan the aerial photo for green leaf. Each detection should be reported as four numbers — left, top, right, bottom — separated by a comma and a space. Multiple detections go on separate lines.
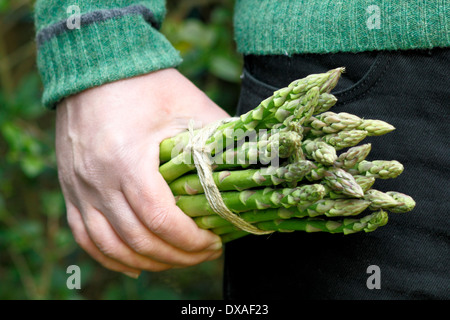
20, 154, 46, 178
209, 55, 242, 82
41, 191, 65, 217
0, 0, 10, 13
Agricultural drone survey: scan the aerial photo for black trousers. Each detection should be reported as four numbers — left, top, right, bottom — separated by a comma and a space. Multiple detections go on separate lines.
223, 48, 450, 300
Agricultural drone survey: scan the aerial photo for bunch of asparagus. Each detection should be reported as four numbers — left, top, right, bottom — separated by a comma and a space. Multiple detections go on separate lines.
158, 68, 415, 243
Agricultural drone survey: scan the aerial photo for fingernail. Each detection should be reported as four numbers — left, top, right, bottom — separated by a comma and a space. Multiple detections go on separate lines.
123, 271, 140, 279
207, 241, 223, 251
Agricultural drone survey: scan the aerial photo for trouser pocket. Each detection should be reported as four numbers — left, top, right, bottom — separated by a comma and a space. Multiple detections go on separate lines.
236, 51, 391, 115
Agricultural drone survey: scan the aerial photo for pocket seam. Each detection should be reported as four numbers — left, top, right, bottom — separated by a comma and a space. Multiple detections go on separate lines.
241, 52, 393, 108
242, 68, 280, 92
334, 53, 393, 105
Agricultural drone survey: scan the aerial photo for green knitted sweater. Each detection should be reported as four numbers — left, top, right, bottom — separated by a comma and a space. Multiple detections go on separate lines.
35, 0, 449, 108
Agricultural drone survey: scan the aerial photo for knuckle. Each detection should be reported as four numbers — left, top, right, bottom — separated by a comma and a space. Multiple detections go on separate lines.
95, 239, 119, 258
127, 235, 155, 256
147, 207, 170, 235
73, 155, 107, 184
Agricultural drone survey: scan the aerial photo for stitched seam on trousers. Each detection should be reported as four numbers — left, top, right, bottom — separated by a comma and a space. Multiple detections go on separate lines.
242, 68, 280, 92
333, 53, 390, 102
339, 55, 393, 106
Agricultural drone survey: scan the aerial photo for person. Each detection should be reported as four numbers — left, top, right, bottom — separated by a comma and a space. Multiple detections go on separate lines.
35, 1, 449, 299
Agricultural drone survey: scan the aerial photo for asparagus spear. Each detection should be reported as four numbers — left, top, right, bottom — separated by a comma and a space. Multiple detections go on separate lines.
320, 129, 368, 150
321, 174, 374, 199
334, 144, 372, 169
348, 160, 404, 179
321, 167, 364, 198
354, 175, 376, 192
220, 230, 251, 243
259, 209, 389, 234
303, 113, 395, 138
303, 112, 363, 137
195, 198, 371, 231
219, 210, 389, 243
385, 192, 416, 213
214, 130, 302, 169
297, 198, 370, 218
196, 207, 296, 230
159, 130, 191, 163
301, 138, 338, 166
357, 119, 396, 136
240, 67, 343, 130
169, 160, 316, 195
313, 93, 338, 114
287, 67, 344, 96
176, 184, 326, 217
363, 189, 416, 213
255, 86, 320, 130
364, 189, 404, 210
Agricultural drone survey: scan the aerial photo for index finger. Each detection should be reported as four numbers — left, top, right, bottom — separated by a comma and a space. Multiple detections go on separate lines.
122, 170, 223, 253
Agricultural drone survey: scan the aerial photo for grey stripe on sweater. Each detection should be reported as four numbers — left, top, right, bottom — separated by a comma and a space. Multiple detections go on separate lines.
36, 4, 160, 48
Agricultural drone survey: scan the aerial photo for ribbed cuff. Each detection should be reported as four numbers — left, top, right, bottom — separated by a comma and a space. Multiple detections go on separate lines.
36, 7, 182, 108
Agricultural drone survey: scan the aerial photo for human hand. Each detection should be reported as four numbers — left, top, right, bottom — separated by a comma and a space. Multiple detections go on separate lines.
56, 68, 230, 278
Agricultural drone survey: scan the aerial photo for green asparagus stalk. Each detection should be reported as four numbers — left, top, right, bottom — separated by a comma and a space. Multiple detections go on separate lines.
240, 67, 343, 130
219, 210, 389, 243
215, 130, 302, 169
195, 197, 371, 231
300, 161, 374, 199
301, 138, 338, 166
303, 114, 395, 138
169, 160, 316, 195
195, 207, 296, 230
159, 130, 191, 163
258, 209, 389, 234
300, 162, 366, 198
364, 189, 404, 210
303, 112, 363, 137
322, 175, 374, 199
357, 119, 396, 136
176, 184, 326, 217
287, 67, 344, 95
220, 230, 250, 243
158, 120, 312, 165
313, 93, 338, 114
385, 192, 416, 213
334, 144, 372, 169
354, 175, 376, 192
363, 189, 415, 213
321, 167, 364, 198
254, 86, 320, 130
297, 198, 370, 218
348, 160, 404, 179
320, 130, 368, 150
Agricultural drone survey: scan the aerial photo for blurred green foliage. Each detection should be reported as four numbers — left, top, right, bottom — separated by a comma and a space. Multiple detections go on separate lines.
0, 0, 241, 299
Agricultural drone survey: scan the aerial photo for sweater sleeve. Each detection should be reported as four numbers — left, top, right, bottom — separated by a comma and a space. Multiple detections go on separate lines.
34, 0, 182, 109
